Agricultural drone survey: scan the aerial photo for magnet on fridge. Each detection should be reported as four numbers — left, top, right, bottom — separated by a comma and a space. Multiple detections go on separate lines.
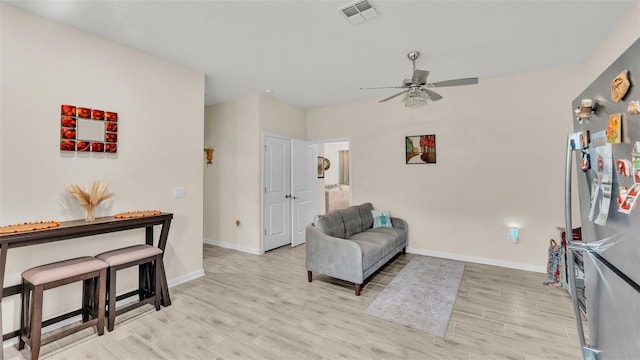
618, 187, 628, 206
616, 159, 632, 177
628, 100, 640, 115
581, 152, 591, 172
607, 113, 623, 144
580, 130, 590, 149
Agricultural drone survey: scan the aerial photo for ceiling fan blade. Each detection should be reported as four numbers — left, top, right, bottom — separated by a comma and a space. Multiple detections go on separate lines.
429, 77, 479, 87
423, 88, 443, 101
360, 86, 405, 90
412, 70, 429, 85
379, 90, 408, 103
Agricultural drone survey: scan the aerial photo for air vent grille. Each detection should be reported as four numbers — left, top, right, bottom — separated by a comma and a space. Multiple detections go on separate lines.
339, 0, 378, 25
342, 6, 359, 18
355, 1, 372, 12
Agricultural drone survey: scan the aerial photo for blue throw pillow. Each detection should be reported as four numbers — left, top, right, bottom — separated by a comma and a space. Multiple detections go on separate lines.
372, 210, 392, 228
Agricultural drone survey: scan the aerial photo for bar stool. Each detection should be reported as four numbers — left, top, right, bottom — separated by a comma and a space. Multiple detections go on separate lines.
18, 256, 107, 360
95, 244, 163, 331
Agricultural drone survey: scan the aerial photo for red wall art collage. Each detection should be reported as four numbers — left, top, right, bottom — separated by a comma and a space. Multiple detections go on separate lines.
60, 104, 118, 153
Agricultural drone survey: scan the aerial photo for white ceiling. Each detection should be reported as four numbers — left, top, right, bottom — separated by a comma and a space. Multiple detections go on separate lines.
5, 0, 638, 109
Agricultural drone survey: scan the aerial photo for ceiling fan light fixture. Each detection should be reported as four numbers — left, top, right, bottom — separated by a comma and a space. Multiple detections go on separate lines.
403, 88, 429, 108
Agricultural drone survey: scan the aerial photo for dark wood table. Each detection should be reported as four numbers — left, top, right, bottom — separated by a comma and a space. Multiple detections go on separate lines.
0, 213, 173, 357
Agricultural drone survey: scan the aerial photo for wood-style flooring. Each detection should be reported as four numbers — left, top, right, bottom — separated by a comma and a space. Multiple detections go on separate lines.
5, 244, 585, 359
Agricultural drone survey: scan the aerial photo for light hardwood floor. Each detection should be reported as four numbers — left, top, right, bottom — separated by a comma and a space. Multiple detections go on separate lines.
6, 244, 585, 359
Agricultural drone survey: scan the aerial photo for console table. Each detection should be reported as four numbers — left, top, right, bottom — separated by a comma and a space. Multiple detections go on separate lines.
0, 212, 173, 357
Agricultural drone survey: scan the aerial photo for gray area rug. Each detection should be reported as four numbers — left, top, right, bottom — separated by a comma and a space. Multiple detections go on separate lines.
364, 256, 465, 337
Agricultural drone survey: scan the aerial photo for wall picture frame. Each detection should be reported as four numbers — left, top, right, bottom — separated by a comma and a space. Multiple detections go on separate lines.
60, 104, 118, 153
317, 156, 326, 178
405, 134, 436, 164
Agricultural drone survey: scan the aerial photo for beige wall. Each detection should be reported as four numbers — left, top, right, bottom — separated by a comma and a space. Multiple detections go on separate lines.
307, 65, 583, 272
204, 94, 261, 253
203, 94, 306, 253
260, 95, 307, 140
0, 5, 204, 331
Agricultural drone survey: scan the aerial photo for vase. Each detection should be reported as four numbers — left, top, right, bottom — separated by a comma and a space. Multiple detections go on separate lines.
84, 205, 96, 221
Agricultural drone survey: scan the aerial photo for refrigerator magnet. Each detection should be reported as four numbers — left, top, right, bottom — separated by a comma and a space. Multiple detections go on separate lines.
619, 184, 640, 214
580, 130, 590, 149
616, 159, 632, 177
628, 100, 640, 115
618, 195, 636, 214
618, 187, 628, 206
581, 152, 591, 172
606, 113, 623, 144
611, 69, 631, 103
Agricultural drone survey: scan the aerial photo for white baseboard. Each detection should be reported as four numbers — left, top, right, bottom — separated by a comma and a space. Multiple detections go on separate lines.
203, 238, 263, 255
406, 247, 546, 273
167, 268, 205, 288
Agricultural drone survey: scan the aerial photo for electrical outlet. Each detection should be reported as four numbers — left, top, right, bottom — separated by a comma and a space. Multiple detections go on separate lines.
174, 186, 185, 198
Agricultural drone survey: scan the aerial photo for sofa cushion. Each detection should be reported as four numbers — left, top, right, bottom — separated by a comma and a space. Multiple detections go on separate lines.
367, 227, 407, 248
358, 203, 374, 230
338, 206, 363, 238
314, 211, 345, 238
349, 230, 398, 269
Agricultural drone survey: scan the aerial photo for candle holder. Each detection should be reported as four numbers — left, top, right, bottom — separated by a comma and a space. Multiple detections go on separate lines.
204, 148, 215, 164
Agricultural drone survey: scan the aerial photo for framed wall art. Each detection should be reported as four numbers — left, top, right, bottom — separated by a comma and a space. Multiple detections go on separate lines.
60, 104, 118, 153
405, 134, 436, 164
317, 156, 329, 178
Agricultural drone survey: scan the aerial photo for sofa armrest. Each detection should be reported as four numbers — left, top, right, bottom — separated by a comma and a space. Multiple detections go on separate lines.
305, 224, 364, 284
391, 217, 408, 231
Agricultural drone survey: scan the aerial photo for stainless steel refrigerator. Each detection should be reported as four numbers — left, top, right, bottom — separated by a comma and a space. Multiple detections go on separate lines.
565, 38, 640, 360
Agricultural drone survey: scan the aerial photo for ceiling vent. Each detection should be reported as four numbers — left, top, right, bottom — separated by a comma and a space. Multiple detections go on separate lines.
339, 0, 378, 25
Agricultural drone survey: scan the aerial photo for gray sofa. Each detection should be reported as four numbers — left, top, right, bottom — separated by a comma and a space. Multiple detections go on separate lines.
305, 203, 407, 296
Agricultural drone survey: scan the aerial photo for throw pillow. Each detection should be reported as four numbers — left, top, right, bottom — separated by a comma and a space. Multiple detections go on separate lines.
372, 210, 392, 228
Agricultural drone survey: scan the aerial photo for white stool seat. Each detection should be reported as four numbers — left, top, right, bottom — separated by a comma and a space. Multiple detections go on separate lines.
22, 257, 107, 285
96, 245, 162, 266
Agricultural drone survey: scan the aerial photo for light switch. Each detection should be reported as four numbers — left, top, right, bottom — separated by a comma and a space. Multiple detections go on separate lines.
174, 186, 185, 198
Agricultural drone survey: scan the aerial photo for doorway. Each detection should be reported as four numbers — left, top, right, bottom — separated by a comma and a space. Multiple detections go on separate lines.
317, 140, 351, 214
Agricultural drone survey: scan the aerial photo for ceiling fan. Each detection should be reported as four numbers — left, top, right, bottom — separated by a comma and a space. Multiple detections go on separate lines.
361, 51, 478, 107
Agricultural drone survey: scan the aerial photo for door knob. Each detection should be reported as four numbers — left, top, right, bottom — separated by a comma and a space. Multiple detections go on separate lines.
285, 194, 291, 199
292, 196, 297, 200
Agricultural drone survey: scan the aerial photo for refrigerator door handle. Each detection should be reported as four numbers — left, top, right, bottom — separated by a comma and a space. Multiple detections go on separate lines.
564, 134, 591, 356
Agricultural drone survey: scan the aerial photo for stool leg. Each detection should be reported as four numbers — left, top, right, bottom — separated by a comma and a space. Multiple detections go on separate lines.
107, 267, 117, 332
154, 256, 161, 311
30, 285, 44, 360
138, 263, 148, 301
82, 278, 91, 322
91, 276, 98, 319
97, 269, 106, 336
18, 281, 29, 350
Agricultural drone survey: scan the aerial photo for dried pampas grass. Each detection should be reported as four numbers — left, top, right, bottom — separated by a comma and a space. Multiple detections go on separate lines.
66, 180, 113, 221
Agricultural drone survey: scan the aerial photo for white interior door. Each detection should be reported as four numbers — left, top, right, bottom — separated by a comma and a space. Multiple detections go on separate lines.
291, 139, 317, 247
263, 136, 291, 251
